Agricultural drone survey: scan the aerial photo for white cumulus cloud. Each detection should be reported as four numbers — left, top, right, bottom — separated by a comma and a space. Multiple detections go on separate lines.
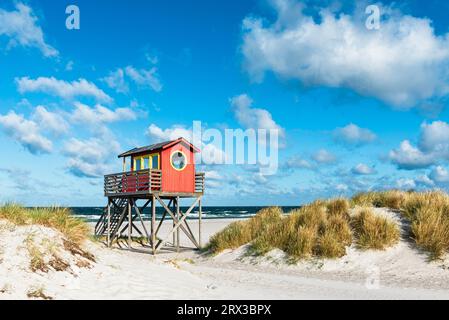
71, 102, 137, 125
103, 64, 163, 94
390, 121, 449, 170
312, 149, 336, 164
351, 163, 377, 175
389, 140, 435, 170
102, 68, 129, 94
63, 137, 120, 178
333, 124, 376, 146
146, 124, 226, 165
33, 106, 69, 135
0, 3, 58, 57
396, 178, 416, 190
16, 77, 112, 103
230, 94, 284, 136
429, 166, 449, 183
147, 124, 192, 142
125, 66, 162, 92
242, 0, 449, 107
281, 155, 313, 171
0, 111, 52, 154
418, 121, 449, 153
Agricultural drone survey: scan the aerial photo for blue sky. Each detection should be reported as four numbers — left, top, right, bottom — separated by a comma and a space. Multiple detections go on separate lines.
2, 0, 449, 206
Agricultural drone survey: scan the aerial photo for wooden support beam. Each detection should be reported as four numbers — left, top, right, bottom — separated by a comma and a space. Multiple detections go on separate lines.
176, 196, 180, 252
155, 199, 171, 236
172, 199, 176, 247
140, 199, 151, 211
133, 199, 151, 242
107, 199, 111, 248
102, 193, 202, 255
199, 197, 202, 248
131, 220, 144, 236
119, 215, 143, 237
154, 196, 200, 250
151, 195, 156, 255
181, 215, 199, 248
128, 199, 132, 249
154, 195, 200, 253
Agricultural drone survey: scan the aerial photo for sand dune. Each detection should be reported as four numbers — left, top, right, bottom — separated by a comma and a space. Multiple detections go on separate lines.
1, 209, 449, 300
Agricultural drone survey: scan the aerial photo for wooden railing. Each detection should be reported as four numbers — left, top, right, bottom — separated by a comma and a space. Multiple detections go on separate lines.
195, 172, 205, 194
104, 169, 162, 195
104, 170, 205, 195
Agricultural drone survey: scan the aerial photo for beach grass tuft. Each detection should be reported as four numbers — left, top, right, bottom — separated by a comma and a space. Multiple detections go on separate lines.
351, 191, 378, 207
207, 207, 283, 254
326, 198, 350, 219
402, 191, 449, 260
0, 204, 89, 245
27, 286, 53, 300
1, 204, 94, 272
25, 233, 49, 273
352, 208, 400, 250
351, 190, 407, 210
209, 201, 353, 260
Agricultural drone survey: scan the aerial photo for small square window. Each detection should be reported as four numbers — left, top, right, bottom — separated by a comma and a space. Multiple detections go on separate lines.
143, 157, 150, 169
152, 155, 159, 169
135, 159, 142, 170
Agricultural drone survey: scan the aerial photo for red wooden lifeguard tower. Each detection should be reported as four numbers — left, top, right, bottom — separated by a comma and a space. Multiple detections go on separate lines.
95, 137, 205, 254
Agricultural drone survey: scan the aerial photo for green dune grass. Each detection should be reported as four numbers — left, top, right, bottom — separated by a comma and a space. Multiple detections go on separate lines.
208, 191, 449, 261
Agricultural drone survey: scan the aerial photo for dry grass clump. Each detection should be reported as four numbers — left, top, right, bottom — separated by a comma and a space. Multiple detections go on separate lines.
49, 255, 71, 272
209, 200, 353, 260
24, 234, 82, 273
352, 208, 400, 250
63, 239, 96, 262
27, 286, 53, 300
249, 201, 325, 258
25, 234, 49, 273
326, 198, 350, 219
350, 190, 449, 259
0, 204, 89, 244
351, 192, 379, 207
376, 190, 407, 210
351, 190, 407, 210
282, 200, 352, 259
210, 190, 449, 262
402, 191, 449, 260
207, 207, 283, 253
401, 191, 448, 219
1, 204, 94, 273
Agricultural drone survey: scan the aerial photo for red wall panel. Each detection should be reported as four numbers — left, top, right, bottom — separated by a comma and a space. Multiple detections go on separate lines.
161, 143, 195, 193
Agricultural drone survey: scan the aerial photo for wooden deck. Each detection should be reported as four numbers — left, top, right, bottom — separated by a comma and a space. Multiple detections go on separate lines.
104, 169, 205, 198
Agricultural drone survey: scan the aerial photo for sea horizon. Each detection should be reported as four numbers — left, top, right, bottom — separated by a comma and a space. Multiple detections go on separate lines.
67, 206, 300, 222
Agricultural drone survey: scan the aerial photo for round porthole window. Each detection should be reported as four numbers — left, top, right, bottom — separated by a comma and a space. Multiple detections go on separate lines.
171, 151, 187, 171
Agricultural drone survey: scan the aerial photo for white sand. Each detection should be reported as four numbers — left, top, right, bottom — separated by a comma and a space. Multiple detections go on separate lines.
2, 209, 449, 300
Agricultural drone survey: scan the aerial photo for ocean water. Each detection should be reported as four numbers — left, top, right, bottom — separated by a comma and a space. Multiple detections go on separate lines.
70, 206, 300, 222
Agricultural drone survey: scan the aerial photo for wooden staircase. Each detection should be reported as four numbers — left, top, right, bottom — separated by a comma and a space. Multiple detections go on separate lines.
95, 198, 128, 239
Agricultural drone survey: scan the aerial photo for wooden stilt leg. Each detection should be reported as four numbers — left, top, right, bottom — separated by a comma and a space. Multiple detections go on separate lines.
151, 195, 156, 255
128, 198, 132, 249
172, 199, 176, 247
199, 197, 202, 249
176, 196, 180, 252
107, 198, 111, 248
